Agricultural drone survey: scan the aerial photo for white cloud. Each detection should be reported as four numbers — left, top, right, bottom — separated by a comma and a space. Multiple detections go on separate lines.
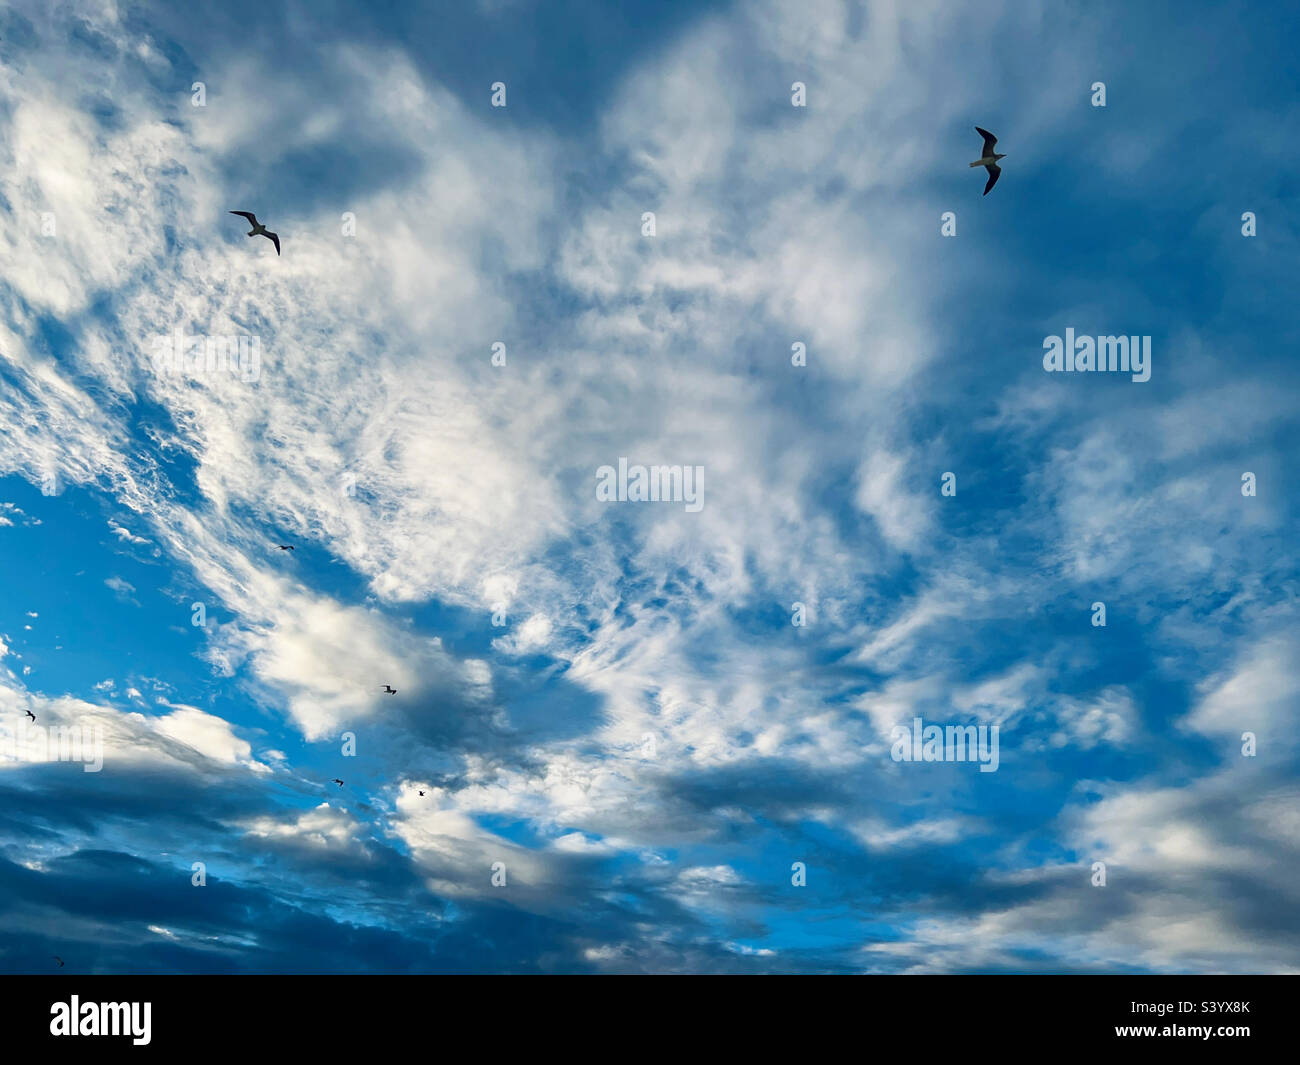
0, 0, 1295, 975
104, 576, 135, 597
1182, 631, 1299, 760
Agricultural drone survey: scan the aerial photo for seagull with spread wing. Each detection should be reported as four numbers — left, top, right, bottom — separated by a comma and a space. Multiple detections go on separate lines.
970, 127, 1008, 195
229, 211, 281, 254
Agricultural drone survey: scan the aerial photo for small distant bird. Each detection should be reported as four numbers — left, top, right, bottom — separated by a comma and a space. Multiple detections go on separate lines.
276, 544, 295, 551
331, 778, 344, 787
381, 685, 397, 695
229, 211, 281, 255
54, 956, 64, 967
24, 710, 35, 722
970, 127, 1008, 195
418, 790, 425, 797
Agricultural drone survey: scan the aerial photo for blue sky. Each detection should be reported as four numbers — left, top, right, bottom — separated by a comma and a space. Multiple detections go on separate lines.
0, 0, 1297, 973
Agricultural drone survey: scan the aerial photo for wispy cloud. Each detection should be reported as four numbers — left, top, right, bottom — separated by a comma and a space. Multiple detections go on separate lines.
0, 0, 1296, 974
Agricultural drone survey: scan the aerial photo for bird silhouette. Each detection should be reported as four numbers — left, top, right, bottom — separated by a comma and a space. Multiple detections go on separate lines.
331, 778, 344, 787
54, 956, 64, 967
418, 790, 425, 797
229, 211, 281, 255
381, 685, 397, 695
276, 544, 295, 551
970, 127, 1007, 195
23, 710, 35, 722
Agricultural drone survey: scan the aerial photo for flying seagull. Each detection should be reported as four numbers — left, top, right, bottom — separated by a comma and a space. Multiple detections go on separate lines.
331, 778, 344, 787
24, 710, 35, 722
970, 127, 1007, 195
276, 544, 295, 551
229, 211, 281, 255
418, 790, 425, 797
381, 685, 397, 695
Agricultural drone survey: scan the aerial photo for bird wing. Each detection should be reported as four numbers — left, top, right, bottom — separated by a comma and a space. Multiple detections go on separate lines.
266, 231, 281, 255
983, 164, 1002, 195
975, 127, 998, 155
230, 211, 258, 224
